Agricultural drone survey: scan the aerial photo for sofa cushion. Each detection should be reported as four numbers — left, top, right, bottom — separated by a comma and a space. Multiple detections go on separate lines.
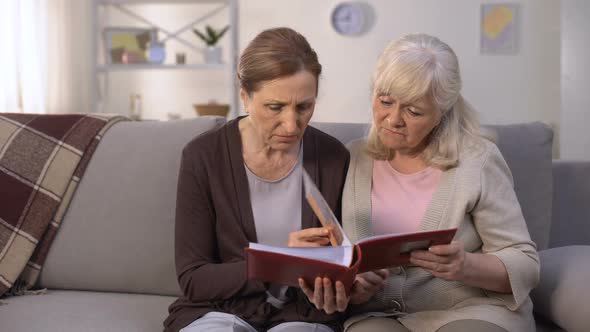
530, 246, 590, 332
311, 121, 554, 250
487, 123, 553, 250
38, 117, 225, 296
0, 290, 175, 332
550, 161, 590, 247
310, 122, 369, 147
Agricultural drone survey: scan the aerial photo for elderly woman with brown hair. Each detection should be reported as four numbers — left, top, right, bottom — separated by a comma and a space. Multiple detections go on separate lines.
162, 27, 352, 332
313, 33, 539, 332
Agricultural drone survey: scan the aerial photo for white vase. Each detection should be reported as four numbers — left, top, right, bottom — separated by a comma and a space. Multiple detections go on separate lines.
147, 41, 166, 64
204, 46, 222, 64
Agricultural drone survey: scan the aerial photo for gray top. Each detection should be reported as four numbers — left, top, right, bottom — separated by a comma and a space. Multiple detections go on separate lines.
245, 147, 303, 307
245, 147, 303, 247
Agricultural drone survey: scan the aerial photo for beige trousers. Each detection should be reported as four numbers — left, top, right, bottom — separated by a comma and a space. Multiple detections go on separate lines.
346, 316, 507, 332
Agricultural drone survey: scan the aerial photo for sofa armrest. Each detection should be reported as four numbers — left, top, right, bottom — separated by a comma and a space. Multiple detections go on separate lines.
550, 160, 590, 247
530, 246, 590, 332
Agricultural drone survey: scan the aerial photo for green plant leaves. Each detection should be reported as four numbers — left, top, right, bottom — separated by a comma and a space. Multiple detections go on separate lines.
193, 25, 229, 46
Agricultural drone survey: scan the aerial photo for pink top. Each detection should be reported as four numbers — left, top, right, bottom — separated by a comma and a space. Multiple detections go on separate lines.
371, 160, 442, 235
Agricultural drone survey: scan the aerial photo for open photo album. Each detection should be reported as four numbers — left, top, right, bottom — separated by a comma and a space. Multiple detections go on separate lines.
245, 170, 457, 292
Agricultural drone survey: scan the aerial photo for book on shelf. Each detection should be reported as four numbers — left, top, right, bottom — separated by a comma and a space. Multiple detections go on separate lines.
245, 170, 457, 292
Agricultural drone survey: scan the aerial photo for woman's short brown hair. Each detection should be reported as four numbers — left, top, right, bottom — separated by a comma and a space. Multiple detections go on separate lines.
238, 27, 322, 95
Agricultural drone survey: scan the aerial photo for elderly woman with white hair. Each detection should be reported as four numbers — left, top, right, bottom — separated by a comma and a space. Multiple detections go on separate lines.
303, 33, 540, 332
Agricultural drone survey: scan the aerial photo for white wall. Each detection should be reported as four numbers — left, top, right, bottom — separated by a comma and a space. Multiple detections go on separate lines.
561, 0, 590, 159
99, 0, 561, 151
240, 0, 560, 127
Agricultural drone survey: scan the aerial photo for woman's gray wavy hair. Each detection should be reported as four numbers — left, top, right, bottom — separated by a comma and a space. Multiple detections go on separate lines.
366, 33, 485, 169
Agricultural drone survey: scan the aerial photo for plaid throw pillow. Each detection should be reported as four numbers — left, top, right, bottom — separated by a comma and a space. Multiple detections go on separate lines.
0, 113, 126, 297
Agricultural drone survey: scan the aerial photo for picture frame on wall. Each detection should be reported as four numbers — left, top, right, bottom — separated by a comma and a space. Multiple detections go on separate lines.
480, 3, 520, 55
103, 27, 157, 64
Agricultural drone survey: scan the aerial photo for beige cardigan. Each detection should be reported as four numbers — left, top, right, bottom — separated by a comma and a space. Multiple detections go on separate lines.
342, 138, 539, 332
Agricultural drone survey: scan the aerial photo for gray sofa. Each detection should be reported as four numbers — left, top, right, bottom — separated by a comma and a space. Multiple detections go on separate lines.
1, 117, 588, 332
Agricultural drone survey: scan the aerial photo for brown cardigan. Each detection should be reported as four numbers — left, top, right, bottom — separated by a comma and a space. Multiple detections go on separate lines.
164, 117, 350, 332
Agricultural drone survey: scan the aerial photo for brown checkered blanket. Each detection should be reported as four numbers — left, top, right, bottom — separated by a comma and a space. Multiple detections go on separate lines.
0, 113, 126, 297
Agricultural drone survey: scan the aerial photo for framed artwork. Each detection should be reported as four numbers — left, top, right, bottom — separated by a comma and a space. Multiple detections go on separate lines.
480, 3, 520, 55
103, 27, 156, 64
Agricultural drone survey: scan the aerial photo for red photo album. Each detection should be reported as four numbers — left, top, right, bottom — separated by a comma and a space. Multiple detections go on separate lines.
245, 170, 457, 292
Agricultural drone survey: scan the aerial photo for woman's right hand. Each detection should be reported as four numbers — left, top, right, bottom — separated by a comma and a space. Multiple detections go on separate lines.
287, 227, 331, 247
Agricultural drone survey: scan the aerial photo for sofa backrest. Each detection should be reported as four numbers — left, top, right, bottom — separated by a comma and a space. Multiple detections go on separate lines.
38, 116, 225, 296
38, 118, 553, 297
311, 121, 554, 251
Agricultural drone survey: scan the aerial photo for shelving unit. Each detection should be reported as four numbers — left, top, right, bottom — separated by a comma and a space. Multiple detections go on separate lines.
91, 0, 239, 119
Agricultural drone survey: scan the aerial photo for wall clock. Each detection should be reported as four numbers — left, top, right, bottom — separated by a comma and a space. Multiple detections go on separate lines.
331, 2, 367, 36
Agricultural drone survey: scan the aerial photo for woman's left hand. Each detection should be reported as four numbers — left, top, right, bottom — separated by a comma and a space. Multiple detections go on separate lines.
409, 240, 468, 282
298, 269, 388, 314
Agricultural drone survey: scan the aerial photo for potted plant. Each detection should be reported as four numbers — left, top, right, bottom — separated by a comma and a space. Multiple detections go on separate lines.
193, 25, 229, 64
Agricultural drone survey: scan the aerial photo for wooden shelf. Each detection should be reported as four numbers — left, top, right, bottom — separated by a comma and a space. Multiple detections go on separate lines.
97, 63, 227, 71
96, 0, 228, 4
